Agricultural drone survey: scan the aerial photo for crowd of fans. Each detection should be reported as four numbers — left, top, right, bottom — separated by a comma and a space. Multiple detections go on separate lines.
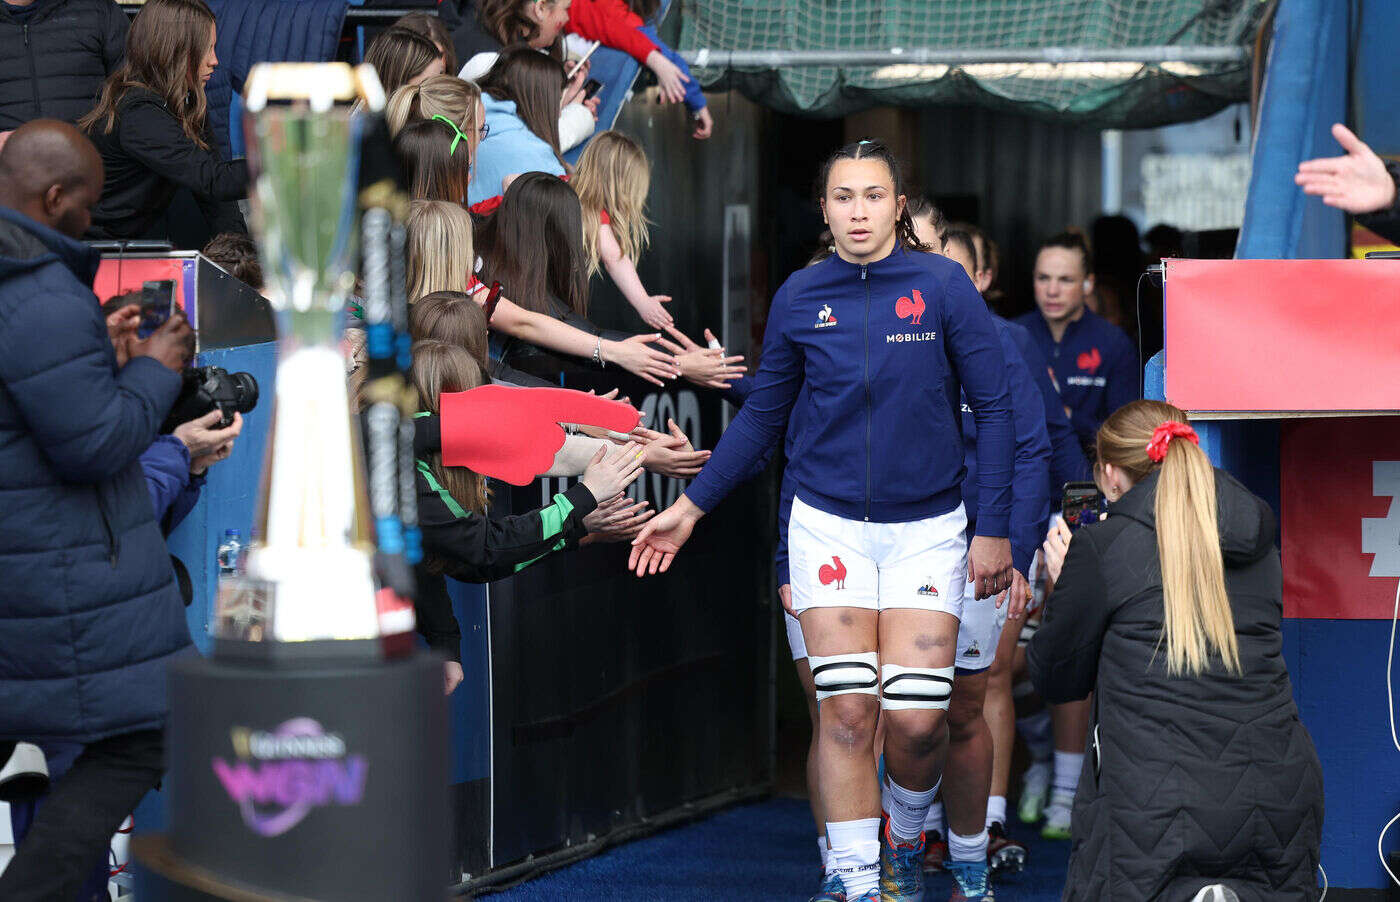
3, 0, 1398, 899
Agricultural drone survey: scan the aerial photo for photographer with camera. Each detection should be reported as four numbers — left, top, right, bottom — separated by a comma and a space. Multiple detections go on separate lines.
1027, 400, 1322, 902
0, 120, 196, 901
104, 298, 245, 529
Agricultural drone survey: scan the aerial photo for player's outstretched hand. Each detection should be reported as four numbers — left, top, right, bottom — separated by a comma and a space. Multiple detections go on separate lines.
629, 493, 703, 576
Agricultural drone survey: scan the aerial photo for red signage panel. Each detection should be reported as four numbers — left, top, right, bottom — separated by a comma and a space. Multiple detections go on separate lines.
1164, 259, 1400, 413
1281, 416, 1400, 619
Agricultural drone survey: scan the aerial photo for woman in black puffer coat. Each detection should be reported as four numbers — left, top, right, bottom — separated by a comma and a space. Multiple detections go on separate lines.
1029, 400, 1323, 902
0, 0, 128, 131
79, 0, 247, 244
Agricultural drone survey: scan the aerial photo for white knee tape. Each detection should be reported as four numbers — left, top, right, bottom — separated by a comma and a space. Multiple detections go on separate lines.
809, 652, 880, 702
880, 664, 954, 711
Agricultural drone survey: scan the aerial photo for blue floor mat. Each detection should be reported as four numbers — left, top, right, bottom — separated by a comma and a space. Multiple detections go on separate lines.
488, 797, 1069, 900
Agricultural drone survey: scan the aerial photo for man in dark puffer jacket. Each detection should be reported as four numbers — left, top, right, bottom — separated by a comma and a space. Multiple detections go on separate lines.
0, 0, 129, 131
1029, 467, 1323, 901
0, 120, 194, 901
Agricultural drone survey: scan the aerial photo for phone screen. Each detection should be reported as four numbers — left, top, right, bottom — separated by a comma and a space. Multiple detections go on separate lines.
1061, 481, 1105, 530
583, 78, 603, 100
483, 281, 502, 323
137, 280, 176, 338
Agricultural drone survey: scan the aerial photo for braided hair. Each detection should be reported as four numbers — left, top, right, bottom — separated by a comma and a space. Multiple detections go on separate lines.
814, 138, 931, 255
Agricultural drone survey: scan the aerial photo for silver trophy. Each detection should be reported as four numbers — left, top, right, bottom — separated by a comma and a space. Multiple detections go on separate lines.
213, 63, 402, 651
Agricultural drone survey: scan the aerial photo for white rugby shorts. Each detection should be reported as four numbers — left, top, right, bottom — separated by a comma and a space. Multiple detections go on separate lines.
788, 495, 968, 620
955, 577, 1008, 673
784, 610, 807, 661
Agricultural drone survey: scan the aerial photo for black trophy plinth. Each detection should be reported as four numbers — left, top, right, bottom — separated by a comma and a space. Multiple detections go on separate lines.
135, 652, 448, 900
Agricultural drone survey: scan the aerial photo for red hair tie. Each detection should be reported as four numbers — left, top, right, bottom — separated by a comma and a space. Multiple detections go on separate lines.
1145, 421, 1199, 463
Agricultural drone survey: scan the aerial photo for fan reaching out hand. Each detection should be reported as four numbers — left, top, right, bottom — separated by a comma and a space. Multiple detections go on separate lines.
657, 325, 746, 389
1295, 124, 1397, 214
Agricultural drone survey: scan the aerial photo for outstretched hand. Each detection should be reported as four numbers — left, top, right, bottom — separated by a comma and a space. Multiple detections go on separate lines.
628, 493, 703, 576
633, 294, 673, 329
601, 334, 680, 386
631, 418, 710, 478
582, 493, 654, 544
1295, 123, 1397, 214
658, 325, 746, 389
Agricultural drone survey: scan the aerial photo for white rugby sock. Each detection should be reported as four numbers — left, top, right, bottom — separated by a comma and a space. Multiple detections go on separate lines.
818, 836, 830, 873
948, 827, 989, 863
1052, 751, 1083, 797
985, 795, 1007, 829
826, 817, 881, 896
885, 776, 937, 843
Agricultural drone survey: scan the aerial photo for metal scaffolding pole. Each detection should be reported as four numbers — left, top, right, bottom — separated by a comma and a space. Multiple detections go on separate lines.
678, 45, 1249, 68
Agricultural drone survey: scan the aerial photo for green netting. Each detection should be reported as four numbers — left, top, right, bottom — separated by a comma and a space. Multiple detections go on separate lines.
678, 0, 1264, 127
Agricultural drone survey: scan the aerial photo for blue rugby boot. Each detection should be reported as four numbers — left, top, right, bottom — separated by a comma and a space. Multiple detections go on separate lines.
946, 858, 995, 902
810, 872, 848, 902
878, 819, 925, 901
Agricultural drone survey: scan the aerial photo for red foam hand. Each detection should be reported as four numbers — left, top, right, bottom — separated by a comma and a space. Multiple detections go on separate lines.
438, 385, 640, 485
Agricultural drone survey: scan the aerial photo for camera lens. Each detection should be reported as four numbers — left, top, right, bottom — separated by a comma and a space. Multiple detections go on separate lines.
231, 372, 259, 413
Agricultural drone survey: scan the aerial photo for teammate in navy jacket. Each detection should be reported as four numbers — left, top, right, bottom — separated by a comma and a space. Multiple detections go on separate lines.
1007, 324, 1090, 491
630, 141, 1014, 902
1014, 231, 1139, 451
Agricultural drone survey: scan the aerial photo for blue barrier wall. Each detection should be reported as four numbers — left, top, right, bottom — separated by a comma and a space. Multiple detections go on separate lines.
164, 342, 279, 654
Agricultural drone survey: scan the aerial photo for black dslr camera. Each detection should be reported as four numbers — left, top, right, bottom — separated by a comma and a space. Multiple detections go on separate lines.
160, 366, 259, 433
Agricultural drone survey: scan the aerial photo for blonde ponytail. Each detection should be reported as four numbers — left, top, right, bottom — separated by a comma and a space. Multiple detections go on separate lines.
1096, 400, 1240, 676
386, 76, 482, 139
385, 83, 424, 136
1154, 435, 1240, 675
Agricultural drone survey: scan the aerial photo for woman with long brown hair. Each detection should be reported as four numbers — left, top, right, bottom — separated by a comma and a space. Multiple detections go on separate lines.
81, 0, 247, 244
363, 26, 446, 96
393, 11, 458, 75
1030, 400, 1323, 902
393, 118, 476, 206
475, 171, 588, 319
468, 46, 568, 206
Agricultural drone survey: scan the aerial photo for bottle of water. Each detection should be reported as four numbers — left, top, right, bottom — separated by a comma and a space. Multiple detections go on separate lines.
217, 528, 243, 577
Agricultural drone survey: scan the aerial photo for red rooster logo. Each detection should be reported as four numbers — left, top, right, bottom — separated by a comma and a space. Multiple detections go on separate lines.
818, 555, 847, 590
895, 289, 925, 326
1076, 348, 1102, 373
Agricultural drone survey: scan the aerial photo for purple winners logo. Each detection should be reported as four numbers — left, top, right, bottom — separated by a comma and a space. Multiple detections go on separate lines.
212, 717, 368, 837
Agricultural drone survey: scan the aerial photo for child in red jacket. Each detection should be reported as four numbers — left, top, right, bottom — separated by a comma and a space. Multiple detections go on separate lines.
566, 0, 714, 139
